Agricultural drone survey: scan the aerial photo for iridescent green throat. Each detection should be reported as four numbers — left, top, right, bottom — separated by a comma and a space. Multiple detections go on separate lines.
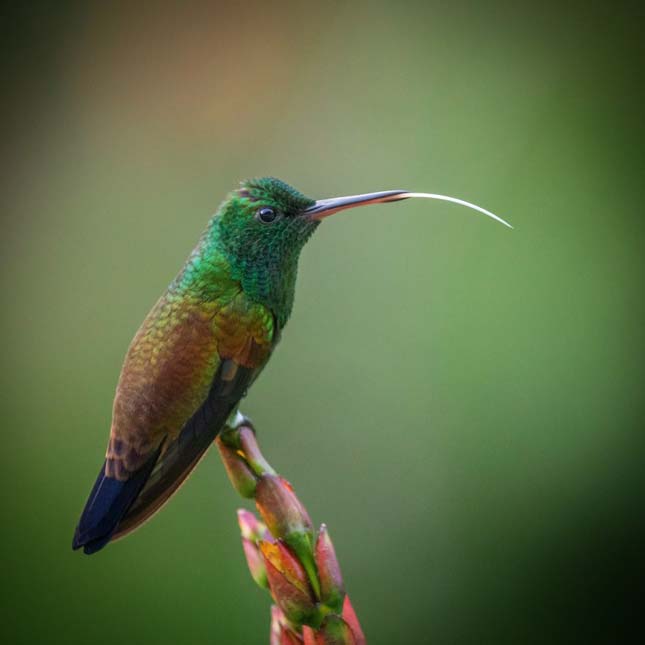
216, 203, 319, 327
175, 191, 319, 329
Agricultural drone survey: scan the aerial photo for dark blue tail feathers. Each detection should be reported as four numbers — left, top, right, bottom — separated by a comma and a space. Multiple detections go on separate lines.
72, 450, 160, 555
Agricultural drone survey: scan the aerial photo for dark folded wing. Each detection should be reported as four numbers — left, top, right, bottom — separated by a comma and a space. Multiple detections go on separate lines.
111, 358, 256, 540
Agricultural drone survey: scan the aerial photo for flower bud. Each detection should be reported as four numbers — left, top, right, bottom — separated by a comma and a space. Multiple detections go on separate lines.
239, 426, 276, 476
341, 596, 366, 645
237, 509, 269, 542
237, 510, 271, 588
255, 475, 313, 538
262, 541, 312, 597
255, 475, 319, 597
315, 525, 345, 612
261, 540, 318, 624
242, 537, 268, 589
216, 436, 257, 498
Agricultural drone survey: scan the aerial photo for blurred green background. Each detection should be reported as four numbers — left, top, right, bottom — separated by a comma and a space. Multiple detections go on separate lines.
2, 1, 644, 643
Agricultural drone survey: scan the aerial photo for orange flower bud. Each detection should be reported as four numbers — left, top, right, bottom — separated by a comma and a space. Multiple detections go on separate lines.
260, 540, 318, 624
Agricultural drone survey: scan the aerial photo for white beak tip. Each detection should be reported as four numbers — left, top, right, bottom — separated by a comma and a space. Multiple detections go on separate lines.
401, 192, 513, 229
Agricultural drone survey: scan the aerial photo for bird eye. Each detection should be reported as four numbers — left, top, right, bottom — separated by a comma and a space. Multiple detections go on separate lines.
256, 207, 279, 224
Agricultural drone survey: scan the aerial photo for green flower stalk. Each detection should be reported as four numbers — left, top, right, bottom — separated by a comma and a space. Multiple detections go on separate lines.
217, 415, 366, 644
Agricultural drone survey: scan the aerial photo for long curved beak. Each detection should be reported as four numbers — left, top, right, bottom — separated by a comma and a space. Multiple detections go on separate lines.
303, 190, 513, 228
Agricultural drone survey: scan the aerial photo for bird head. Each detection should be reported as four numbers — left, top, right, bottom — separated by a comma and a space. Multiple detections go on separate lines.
215, 176, 511, 325
217, 177, 319, 272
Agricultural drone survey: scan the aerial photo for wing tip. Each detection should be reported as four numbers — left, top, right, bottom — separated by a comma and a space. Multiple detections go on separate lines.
72, 452, 160, 555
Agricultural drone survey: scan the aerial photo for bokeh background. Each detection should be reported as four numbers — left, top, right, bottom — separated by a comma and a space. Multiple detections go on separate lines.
2, 2, 644, 643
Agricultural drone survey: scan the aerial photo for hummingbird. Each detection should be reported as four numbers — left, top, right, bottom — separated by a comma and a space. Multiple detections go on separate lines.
72, 177, 511, 554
